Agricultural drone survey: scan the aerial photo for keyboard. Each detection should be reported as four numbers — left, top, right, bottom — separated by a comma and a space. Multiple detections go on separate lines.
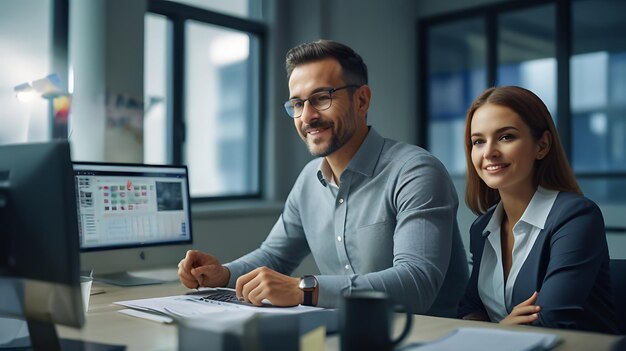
198, 289, 252, 306
188, 288, 274, 307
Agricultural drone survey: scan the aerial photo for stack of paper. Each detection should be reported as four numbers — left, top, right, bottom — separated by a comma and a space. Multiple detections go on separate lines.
114, 289, 336, 330
114, 288, 337, 351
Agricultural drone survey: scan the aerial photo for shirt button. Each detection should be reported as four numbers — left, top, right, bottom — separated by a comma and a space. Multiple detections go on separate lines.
344, 264, 350, 270
337, 236, 342, 242
338, 198, 344, 204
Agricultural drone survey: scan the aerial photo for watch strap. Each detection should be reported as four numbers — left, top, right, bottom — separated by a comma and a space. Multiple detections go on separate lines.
300, 275, 317, 306
303, 289, 313, 306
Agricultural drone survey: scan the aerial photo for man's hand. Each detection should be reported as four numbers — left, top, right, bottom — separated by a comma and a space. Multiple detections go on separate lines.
500, 291, 541, 325
177, 250, 230, 289
235, 267, 302, 307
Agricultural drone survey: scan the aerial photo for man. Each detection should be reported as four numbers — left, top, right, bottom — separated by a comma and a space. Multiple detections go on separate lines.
178, 39, 468, 317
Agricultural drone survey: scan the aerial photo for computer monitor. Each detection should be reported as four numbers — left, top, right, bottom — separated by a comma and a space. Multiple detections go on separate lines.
73, 162, 193, 286
0, 141, 84, 350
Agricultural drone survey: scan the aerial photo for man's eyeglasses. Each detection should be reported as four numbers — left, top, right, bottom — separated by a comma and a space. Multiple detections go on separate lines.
283, 85, 361, 118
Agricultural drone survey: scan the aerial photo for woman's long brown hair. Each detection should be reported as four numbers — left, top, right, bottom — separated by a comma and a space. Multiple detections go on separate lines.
464, 86, 581, 215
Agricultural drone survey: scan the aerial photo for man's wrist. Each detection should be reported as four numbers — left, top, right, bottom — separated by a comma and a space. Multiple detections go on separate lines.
220, 266, 231, 287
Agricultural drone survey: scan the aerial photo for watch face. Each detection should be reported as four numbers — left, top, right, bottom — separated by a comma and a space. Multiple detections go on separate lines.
299, 275, 317, 289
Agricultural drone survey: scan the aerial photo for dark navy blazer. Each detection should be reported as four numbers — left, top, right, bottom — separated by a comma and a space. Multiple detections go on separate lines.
458, 191, 618, 334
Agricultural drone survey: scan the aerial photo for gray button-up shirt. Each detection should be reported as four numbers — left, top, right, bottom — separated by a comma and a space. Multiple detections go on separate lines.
225, 128, 468, 316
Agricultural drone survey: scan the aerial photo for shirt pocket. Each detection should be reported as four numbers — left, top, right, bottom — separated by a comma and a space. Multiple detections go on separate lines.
346, 221, 395, 273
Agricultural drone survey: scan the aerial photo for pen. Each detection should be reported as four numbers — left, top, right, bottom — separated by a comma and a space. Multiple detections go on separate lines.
90, 289, 106, 296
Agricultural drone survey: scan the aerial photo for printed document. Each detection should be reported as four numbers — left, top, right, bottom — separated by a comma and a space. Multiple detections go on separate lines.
114, 287, 337, 332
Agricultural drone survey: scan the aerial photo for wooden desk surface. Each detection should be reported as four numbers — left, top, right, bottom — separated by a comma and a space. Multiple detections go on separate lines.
58, 282, 622, 351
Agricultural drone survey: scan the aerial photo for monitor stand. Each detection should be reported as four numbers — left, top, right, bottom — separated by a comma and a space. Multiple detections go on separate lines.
27, 318, 62, 351
94, 268, 179, 287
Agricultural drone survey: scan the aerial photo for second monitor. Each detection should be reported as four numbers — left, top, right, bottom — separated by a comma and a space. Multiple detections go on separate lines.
73, 162, 193, 286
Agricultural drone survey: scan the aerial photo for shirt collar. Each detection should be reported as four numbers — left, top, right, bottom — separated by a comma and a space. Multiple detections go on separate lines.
315, 126, 384, 186
518, 186, 559, 230
483, 202, 504, 238
482, 186, 559, 237
345, 126, 385, 177
317, 159, 336, 187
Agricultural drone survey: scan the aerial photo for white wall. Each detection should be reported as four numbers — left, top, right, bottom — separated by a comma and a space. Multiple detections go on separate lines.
69, 0, 145, 163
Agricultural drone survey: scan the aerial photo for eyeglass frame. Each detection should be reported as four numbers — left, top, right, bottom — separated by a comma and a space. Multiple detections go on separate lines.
283, 84, 362, 118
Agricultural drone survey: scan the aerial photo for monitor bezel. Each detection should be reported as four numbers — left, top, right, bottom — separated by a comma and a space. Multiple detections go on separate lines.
72, 161, 193, 252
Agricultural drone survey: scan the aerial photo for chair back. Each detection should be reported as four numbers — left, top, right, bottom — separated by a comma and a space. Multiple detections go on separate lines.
610, 259, 626, 334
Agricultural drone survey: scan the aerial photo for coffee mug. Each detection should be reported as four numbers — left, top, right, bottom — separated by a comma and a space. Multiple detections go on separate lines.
339, 291, 412, 351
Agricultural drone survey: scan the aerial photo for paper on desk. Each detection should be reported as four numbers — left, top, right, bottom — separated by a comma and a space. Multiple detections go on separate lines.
402, 327, 561, 351
118, 308, 174, 324
115, 288, 326, 320
179, 310, 258, 330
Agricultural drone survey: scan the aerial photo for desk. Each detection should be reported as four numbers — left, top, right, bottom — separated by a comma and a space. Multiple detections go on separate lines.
58, 282, 187, 350
58, 282, 621, 350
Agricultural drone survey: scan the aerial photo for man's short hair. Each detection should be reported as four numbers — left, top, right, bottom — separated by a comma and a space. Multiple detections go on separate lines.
285, 39, 368, 85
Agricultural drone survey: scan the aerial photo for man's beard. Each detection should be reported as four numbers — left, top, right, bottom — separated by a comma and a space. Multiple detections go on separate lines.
302, 119, 353, 158
309, 132, 342, 157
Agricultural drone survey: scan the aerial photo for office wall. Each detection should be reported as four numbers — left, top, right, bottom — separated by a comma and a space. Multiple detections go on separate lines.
70, 0, 146, 162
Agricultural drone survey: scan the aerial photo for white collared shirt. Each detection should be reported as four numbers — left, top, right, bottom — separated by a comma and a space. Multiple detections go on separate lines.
478, 186, 559, 322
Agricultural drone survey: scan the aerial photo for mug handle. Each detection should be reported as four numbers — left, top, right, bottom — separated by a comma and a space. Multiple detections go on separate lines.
391, 305, 413, 347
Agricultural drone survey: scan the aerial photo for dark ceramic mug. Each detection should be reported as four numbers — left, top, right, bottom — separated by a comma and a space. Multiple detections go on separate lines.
339, 291, 413, 351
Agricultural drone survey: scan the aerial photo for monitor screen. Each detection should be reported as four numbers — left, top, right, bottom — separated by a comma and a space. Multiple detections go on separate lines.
73, 162, 193, 252
72, 162, 193, 286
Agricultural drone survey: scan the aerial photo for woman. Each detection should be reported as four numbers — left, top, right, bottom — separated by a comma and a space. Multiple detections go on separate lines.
458, 86, 617, 333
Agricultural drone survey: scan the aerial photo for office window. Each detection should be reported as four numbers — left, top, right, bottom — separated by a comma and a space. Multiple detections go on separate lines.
571, 0, 626, 202
185, 23, 260, 197
419, 0, 626, 205
497, 5, 557, 119
0, 0, 52, 145
426, 19, 487, 175
147, 1, 265, 199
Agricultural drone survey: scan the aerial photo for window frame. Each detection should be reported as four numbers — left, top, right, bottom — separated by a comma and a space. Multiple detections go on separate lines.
147, 0, 267, 202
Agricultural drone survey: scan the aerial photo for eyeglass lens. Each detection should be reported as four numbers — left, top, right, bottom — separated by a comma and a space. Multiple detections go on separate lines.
286, 91, 332, 118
